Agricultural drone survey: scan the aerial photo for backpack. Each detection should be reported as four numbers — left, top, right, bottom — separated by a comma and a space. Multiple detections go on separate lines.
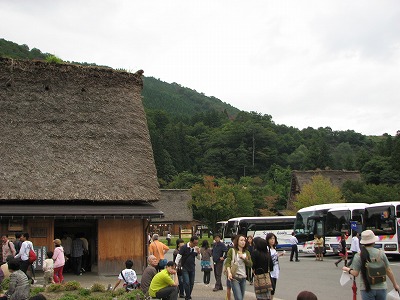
120, 271, 140, 291
365, 250, 386, 285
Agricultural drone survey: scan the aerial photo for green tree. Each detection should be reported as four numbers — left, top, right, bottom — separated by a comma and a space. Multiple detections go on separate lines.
295, 175, 344, 210
190, 176, 254, 232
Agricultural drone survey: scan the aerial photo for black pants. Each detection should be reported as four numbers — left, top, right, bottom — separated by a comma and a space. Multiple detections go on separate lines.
71, 256, 82, 275
19, 259, 32, 282
213, 260, 224, 290
155, 286, 178, 300
203, 270, 211, 284
290, 245, 298, 261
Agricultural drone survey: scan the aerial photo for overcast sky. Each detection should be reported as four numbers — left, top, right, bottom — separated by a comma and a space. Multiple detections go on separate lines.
1, 0, 399, 136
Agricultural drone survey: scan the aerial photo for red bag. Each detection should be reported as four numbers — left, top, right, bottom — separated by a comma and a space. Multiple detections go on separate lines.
29, 249, 37, 263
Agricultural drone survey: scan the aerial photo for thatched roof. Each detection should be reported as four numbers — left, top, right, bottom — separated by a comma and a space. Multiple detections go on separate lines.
287, 170, 361, 209
291, 170, 361, 191
151, 189, 193, 222
0, 58, 159, 202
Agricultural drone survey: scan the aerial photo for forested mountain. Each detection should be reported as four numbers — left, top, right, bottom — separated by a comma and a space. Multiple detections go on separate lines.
2, 38, 400, 222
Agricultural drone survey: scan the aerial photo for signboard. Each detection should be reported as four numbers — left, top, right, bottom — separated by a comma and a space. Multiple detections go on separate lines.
180, 229, 192, 239
32, 246, 47, 271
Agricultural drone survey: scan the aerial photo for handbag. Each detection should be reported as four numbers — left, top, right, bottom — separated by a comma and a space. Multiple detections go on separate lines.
158, 259, 168, 268
253, 269, 273, 294
223, 249, 238, 277
28, 249, 37, 264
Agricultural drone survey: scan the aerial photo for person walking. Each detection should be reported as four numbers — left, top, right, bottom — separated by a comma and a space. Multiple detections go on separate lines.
52, 239, 65, 283
226, 234, 253, 300
212, 234, 227, 292
71, 235, 84, 276
173, 238, 185, 299
200, 240, 212, 286
149, 234, 170, 272
14, 233, 35, 284
348, 232, 360, 266
252, 237, 272, 300
266, 233, 284, 300
246, 236, 254, 285
342, 230, 400, 300
1, 235, 16, 263
289, 232, 299, 262
334, 234, 347, 267
175, 236, 200, 300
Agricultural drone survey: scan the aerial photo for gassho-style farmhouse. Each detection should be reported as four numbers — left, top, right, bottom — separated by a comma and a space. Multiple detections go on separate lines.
0, 58, 163, 275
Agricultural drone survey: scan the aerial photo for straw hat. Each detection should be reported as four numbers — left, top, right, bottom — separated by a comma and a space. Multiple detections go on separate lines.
53, 239, 62, 246
360, 230, 378, 245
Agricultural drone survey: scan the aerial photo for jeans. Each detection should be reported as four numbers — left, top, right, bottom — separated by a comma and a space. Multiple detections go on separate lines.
182, 269, 195, 300
360, 289, 387, 300
178, 274, 184, 296
231, 277, 247, 300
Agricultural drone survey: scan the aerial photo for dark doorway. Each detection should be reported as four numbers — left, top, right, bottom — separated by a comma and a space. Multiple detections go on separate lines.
54, 219, 97, 273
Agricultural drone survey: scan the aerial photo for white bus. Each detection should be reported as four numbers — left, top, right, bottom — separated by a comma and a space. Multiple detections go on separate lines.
224, 216, 296, 250
324, 203, 369, 253
215, 220, 228, 239
364, 201, 400, 254
294, 203, 355, 253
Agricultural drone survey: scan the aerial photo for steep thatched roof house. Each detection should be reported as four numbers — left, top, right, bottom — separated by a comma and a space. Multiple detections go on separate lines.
0, 58, 162, 274
151, 189, 198, 236
288, 170, 361, 210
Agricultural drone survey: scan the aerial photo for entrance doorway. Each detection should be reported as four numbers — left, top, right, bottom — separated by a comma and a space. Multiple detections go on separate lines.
54, 220, 97, 273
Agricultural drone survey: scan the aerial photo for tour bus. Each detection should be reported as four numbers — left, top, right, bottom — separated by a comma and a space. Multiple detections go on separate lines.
294, 203, 355, 253
215, 220, 228, 239
224, 216, 296, 250
363, 201, 400, 254
324, 203, 369, 254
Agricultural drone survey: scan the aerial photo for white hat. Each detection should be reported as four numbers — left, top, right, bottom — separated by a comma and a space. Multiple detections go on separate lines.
360, 230, 379, 245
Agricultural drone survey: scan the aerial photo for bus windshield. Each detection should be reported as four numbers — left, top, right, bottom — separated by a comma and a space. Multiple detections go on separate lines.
294, 211, 313, 234
225, 220, 239, 238
365, 206, 396, 235
325, 210, 350, 236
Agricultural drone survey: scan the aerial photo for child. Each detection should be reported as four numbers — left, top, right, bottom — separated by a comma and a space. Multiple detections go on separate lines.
112, 260, 140, 292
43, 251, 55, 286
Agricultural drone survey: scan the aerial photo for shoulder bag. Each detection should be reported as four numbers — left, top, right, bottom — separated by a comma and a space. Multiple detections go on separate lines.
223, 249, 238, 277
253, 268, 273, 294
28, 244, 37, 264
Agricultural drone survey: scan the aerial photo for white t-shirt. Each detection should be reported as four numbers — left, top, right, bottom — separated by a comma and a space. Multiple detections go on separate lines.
118, 269, 137, 284
270, 248, 280, 279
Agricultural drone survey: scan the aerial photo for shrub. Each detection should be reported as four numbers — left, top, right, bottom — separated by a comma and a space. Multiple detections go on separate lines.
1, 278, 10, 291
30, 286, 45, 296
64, 281, 81, 291
120, 289, 145, 300
45, 54, 63, 64
46, 283, 66, 292
78, 288, 91, 296
58, 293, 79, 300
90, 282, 106, 293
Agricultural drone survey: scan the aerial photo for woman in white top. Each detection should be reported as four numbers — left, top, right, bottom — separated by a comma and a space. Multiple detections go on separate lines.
225, 234, 253, 300
266, 233, 284, 300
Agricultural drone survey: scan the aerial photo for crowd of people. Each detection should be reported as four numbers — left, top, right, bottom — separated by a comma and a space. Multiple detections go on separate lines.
0, 232, 91, 300
1, 229, 400, 300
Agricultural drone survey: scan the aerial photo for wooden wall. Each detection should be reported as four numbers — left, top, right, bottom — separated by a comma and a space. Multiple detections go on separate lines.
98, 219, 145, 275
27, 219, 55, 250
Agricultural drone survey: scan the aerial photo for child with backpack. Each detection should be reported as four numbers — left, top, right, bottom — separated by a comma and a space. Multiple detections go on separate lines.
112, 260, 140, 292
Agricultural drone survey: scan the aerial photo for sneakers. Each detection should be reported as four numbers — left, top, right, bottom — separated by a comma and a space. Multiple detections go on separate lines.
31, 279, 37, 284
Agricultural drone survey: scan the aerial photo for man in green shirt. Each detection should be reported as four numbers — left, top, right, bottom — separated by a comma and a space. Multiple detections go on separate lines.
149, 261, 179, 300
